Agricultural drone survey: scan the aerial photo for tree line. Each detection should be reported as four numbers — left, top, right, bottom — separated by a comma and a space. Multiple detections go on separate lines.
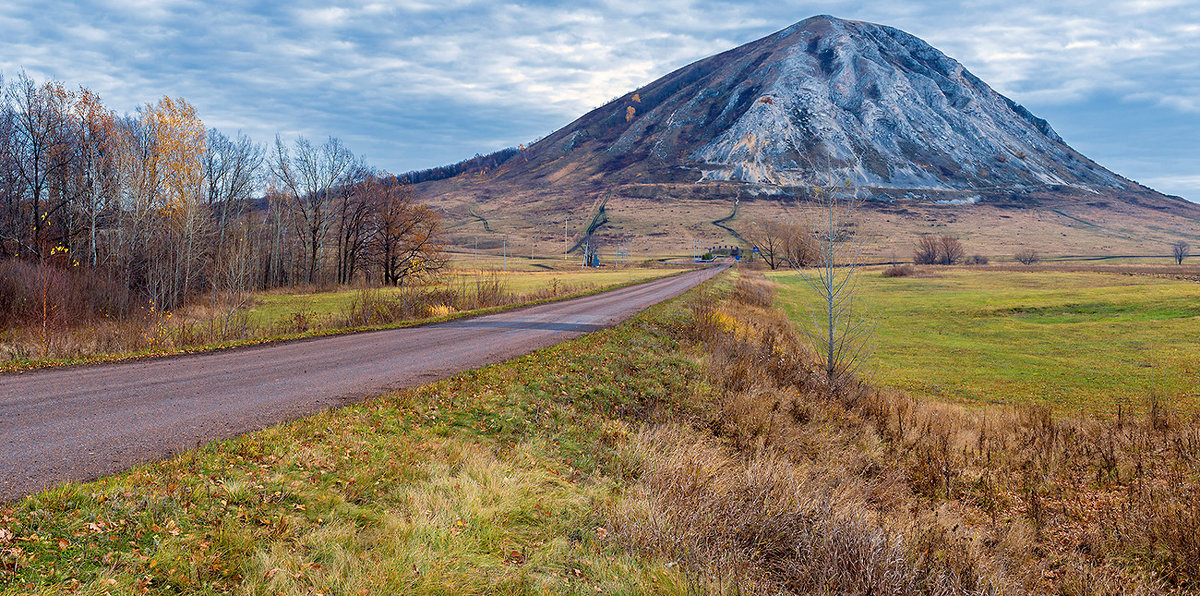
0, 73, 444, 314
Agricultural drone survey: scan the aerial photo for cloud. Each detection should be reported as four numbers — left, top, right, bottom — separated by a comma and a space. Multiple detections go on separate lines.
0, 0, 1196, 197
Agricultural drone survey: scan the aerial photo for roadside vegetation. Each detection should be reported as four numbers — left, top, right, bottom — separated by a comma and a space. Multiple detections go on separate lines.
0, 265, 683, 371
4, 268, 1197, 593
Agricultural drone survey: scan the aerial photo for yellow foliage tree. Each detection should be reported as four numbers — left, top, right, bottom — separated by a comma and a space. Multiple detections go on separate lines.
143, 96, 206, 213
141, 96, 208, 306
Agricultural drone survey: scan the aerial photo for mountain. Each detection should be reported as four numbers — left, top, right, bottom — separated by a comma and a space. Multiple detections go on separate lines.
415, 16, 1200, 258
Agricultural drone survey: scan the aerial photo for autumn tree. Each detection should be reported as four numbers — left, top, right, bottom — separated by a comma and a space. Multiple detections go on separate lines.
69, 87, 120, 266
142, 96, 208, 307
369, 177, 445, 285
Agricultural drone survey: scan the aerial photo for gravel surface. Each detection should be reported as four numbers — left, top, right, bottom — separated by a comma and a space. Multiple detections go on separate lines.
0, 265, 724, 502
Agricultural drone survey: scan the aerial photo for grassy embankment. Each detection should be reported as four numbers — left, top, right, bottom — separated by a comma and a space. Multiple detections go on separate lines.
4, 268, 1199, 593
1, 267, 683, 372
770, 267, 1200, 414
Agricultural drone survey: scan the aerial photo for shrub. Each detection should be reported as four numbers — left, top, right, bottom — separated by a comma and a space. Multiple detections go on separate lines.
913, 236, 940, 265
1014, 249, 1040, 265
965, 254, 989, 265
913, 236, 965, 265
882, 264, 917, 277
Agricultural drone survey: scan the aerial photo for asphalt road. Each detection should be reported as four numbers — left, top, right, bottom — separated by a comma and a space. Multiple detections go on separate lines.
0, 265, 724, 502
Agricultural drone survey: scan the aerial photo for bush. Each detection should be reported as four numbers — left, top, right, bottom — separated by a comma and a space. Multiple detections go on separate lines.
1014, 249, 1040, 265
882, 264, 917, 277
0, 259, 139, 328
913, 236, 965, 265
965, 255, 989, 265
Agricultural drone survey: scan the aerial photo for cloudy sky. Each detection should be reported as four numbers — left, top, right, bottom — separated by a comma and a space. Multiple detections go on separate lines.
2, 0, 1198, 200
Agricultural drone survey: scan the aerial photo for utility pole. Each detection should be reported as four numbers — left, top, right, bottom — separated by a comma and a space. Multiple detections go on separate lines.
503, 236, 507, 271
564, 216, 568, 261
473, 236, 477, 264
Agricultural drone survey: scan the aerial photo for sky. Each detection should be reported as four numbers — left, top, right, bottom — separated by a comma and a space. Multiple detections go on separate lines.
1, 0, 1198, 201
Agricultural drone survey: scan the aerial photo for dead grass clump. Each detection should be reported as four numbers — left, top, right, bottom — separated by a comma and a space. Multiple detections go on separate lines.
613, 426, 1000, 595
731, 275, 775, 308
882, 263, 917, 277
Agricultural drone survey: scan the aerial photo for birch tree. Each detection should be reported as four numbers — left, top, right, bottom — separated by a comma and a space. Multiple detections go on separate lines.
270, 135, 354, 283
798, 178, 872, 398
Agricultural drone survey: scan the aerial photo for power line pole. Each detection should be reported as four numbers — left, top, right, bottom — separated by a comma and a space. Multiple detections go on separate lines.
503, 236, 507, 271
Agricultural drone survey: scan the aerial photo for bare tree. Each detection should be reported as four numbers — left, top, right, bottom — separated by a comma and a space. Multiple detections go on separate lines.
1172, 241, 1189, 265
334, 164, 372, 284
6, 74, 73, 259
914, 235, 965, 265
938, 236, 965, 265
1014, 248, 1040, 265
798, 179, 871, 397
742, 220, 790, 270
205, 128, 264, 275
270, 135, 355, 283
783, 224, 818, 267
913, 235, 940, 265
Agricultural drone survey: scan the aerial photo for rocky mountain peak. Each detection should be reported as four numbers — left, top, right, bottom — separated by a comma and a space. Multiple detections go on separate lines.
505, 14, 1130, 195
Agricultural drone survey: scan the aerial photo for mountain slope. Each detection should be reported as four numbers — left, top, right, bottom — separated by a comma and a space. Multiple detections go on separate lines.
415, 15, 1200, 258
490, 15, 1129, 193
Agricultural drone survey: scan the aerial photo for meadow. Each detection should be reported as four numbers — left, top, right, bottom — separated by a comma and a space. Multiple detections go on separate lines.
769, 266, 1200, 414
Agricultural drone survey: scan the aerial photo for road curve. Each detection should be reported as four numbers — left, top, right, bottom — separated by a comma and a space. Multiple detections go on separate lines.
0, 265, 725, 502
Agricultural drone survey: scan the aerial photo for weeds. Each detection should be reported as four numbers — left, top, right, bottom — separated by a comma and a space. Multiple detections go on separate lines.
654, 270, 1200, 592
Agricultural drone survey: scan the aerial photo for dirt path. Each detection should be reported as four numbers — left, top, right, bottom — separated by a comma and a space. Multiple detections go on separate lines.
0, 266, 724, 502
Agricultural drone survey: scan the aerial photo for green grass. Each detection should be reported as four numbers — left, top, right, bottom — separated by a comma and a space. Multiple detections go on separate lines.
769, 267, 1200, 414
0, 274, 719, 595
245, 268, 683, 327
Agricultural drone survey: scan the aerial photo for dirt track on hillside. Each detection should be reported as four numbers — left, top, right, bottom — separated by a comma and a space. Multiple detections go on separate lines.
0, 265, 724, 502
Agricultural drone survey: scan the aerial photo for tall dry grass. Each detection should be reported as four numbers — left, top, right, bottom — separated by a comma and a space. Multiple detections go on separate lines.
0, 265, 591, 366
611, 271, 1199, 594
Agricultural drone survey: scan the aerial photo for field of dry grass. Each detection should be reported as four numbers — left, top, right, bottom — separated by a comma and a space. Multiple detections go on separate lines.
421, 178, 1200, 262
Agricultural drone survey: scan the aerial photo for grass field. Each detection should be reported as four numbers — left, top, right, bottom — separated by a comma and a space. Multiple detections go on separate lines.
770, 267, 1200, 414
6, 269, 1199, 593
243, 267, 683, 327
